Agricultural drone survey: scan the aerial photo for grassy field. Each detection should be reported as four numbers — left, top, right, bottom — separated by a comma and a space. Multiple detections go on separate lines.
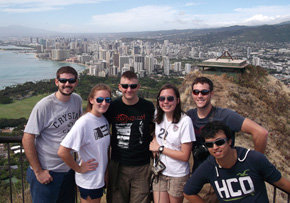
0, 94, 49, 119
0, 94, 87, 119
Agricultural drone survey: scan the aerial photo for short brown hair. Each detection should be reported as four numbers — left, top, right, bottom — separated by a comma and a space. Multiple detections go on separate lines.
191, 77, 213, 91
121, 71, 138, 81
56, 66, 78, 79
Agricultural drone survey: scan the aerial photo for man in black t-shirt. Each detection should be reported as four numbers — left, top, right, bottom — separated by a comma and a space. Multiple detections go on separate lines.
105, 71, 155, 203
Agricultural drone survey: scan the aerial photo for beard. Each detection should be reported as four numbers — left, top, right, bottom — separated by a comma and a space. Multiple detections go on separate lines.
58, 86, 74, 96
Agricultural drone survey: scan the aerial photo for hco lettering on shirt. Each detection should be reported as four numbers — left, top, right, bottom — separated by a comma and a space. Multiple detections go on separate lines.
214, 176, 254, 199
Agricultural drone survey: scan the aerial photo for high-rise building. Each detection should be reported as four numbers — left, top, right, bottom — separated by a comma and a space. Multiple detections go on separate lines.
120, 56, 130, 69
252, 56, 260, 66
174, 62, 182, 72
163, 56, 170, 76
134, 55, 145, 71
51, 49, 70, 61
185, 63, 192, 74
113, 53, 120, 67
247, 47, 252, 59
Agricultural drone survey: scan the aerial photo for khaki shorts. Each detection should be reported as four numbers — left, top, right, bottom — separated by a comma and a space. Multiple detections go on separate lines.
152, 174, 190, 198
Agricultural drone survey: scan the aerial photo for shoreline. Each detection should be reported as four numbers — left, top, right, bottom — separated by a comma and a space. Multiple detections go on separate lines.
0, 50, 88, 90
34, 54, 89, 73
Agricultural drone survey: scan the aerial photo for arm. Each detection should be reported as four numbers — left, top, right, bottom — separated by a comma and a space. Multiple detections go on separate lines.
273, 177, 290, 193
149, 140, 192, 162
241, 118, 268, 154
183, 193, 205, 203
58, 146, 98, 173
22, 132, 53, 184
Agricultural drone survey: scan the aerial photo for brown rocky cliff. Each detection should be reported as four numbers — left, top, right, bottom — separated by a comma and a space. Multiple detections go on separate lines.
180, 66, 290, 201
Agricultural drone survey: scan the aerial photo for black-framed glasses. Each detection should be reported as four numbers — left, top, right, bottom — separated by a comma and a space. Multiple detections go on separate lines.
158, 96, 175, 102
96, 97, 112, 103
58, 78, 77, 84
120, 84, 138, 89
192, 89, 211, 95
205, 138, 227, 148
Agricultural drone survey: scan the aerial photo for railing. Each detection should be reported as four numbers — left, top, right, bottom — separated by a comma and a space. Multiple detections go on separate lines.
267, 182, 290, 203
0, 136, 290, 203
0, 136, 25, 203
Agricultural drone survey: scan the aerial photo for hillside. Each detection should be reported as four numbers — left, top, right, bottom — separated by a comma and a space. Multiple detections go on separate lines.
179, 67, 290, 201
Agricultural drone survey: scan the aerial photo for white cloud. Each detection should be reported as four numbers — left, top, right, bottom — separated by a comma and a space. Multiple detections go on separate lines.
85, 4, 290, 32
1, 7, 61, 13
244, 15, 276, 24
0, 0, 108, 13
234, 5, 290, 26
89, 5, 206, 32
185, 2, 200, 7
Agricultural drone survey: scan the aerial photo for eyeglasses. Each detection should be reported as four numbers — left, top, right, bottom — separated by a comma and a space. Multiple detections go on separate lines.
58, 78, 77, 84
192, 89, 211, 95
158, 96, 175, 102
120, 84, 138, 89
205, 138, 227, 148
96, 97, 112, 103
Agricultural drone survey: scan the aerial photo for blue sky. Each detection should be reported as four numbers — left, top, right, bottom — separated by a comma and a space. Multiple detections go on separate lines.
0, 0, 290, 33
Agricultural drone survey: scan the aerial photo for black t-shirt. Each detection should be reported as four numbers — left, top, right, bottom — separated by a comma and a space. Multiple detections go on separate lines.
105, 97, 155, 166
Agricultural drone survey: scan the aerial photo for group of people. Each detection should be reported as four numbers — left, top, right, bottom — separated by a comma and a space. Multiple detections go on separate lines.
22, 66, 290, 203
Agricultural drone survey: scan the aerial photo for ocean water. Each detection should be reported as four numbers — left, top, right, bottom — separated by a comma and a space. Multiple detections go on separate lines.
0, 46, 86, 90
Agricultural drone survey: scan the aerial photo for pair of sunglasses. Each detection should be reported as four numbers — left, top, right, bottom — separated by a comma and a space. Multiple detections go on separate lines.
121, 84, 138, 89
192, 89, 211, 95
58, 78, 77, 84
96, 97, 112, 103
205, 138, 227, 148
158, 96, 175, 102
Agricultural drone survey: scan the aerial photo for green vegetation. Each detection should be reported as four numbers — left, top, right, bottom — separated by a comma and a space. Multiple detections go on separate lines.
0, 94, 50, 119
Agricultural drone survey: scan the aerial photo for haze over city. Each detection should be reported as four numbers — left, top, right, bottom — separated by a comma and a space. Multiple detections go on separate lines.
0, 0, 290, 33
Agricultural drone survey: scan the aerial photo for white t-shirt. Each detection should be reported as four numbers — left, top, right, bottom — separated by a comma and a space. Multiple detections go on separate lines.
61, 112, 110, 189
155, 113, 196, 177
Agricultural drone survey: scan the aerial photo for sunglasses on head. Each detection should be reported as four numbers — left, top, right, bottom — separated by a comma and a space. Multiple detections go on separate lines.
121, 84, 138, 89
158, 96, 175, 102
192, 89, 211, 95
96, 97, 112, 103
58, 78, 77, 84
205, 138, 227, 148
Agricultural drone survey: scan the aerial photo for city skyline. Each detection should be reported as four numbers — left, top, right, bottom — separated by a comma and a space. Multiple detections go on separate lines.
0, 0, 290, 33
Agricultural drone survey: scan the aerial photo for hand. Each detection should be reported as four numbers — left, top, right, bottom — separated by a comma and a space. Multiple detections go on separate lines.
149, 139, 160, 152
35, 169, 53, 184
79, 159, 98, 173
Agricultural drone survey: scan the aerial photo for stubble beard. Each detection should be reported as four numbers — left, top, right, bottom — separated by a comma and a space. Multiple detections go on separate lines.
59, 86, 74, 96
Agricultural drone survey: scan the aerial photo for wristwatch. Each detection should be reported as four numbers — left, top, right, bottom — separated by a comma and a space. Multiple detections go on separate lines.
158, 146, 164, 153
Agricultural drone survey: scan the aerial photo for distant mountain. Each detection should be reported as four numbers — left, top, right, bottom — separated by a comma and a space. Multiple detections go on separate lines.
0, 25, 60, 37
1, 21, 290, 43
121, 22, 290, 43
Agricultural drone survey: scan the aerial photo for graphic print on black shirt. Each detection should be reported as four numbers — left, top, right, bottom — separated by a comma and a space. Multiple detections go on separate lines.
115, 113, 145, 149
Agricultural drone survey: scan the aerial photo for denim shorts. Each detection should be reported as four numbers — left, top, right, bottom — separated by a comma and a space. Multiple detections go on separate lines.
78, 186, 104, 200
26, 167, 76, 203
